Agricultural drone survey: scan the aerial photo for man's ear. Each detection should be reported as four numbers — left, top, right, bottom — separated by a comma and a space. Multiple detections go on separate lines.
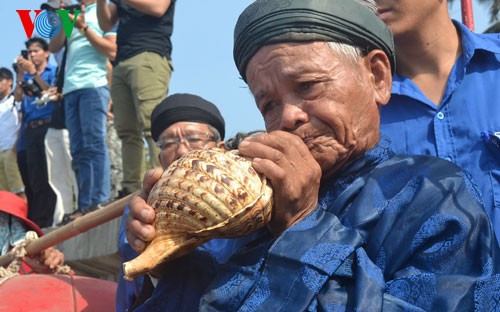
217, 141, 226, 149
364, 49, 392, 106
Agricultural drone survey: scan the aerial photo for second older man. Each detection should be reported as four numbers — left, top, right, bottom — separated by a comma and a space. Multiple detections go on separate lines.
117, 93, 230, 311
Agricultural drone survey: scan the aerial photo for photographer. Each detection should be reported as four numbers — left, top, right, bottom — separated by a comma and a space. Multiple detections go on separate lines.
13, 38, 57, 229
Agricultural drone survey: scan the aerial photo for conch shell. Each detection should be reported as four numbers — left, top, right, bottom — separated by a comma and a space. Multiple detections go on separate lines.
123, 148, 273, 280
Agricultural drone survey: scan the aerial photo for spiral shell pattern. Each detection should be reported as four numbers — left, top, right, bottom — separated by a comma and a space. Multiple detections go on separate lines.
123, 148, 273, 279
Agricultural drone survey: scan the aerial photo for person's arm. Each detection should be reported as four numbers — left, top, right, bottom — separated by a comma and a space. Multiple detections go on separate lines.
123, 0, 172, 18
32, 72, 51, 91
14, 70, 25, 103
16, 57, 51, 91
72, 5, 117, 60
97, 0, 119, 32
106, 61, 114, 120
84, 31, 117, 61
49, 29, 65, 53
15, 57, 51, 94
22, 247, 65, 274
106, 60, 113, 89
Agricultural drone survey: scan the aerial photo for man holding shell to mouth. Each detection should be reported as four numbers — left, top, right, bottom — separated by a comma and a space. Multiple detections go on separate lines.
128, 0, 500, 310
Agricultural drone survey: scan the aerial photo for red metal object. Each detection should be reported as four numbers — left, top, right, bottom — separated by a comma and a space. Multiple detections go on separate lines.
461, 0, 475, 31
0, 274, 116, 311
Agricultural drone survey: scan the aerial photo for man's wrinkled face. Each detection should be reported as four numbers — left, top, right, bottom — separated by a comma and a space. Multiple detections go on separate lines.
246, 41, 385, 178
157, 121, 220, 169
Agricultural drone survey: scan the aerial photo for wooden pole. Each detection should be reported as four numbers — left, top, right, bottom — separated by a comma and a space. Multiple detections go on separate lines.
0, 192, 138, 268
461, 0, 475, 31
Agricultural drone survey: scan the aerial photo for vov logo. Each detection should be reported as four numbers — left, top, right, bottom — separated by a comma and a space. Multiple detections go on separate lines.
17, 9, 81, 39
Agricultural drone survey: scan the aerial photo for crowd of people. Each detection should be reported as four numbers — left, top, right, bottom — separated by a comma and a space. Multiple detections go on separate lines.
0, 0, 175, 229
1, 0, 175, 301
1, 0, 500, 311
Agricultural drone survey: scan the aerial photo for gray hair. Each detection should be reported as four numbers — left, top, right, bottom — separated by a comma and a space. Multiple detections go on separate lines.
207, 125, 222, 143
327, 42, 364, 64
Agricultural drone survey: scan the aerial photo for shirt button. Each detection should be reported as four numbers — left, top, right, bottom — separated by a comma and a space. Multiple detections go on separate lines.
436, 112, 445, 120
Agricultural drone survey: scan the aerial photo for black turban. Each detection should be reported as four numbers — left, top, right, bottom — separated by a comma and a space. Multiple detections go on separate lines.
151, 93, 226, 141
234, 0, 396, 82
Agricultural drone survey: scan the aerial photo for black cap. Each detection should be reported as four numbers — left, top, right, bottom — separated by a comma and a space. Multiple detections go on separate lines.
234, 0, 396, 82
151, 93, 226, 141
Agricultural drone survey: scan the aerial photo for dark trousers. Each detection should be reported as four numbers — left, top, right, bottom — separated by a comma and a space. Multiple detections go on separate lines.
24, 124, 56, 228
16, 150, 33, 205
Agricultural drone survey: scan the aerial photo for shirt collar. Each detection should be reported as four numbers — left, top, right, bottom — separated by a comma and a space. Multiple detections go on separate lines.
390, 21, 500, 100
454, 19, 500, 63
319, 136, 395, 202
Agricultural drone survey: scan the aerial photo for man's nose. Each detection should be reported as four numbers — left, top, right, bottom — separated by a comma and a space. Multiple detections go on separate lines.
175, 142, 191, 158
279, 103, 308, 131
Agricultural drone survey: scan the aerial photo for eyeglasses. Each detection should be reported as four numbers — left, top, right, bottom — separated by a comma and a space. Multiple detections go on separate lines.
156, 133, 216, 151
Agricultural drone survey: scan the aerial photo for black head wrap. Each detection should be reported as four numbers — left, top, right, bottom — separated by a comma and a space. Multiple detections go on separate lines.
151, 93, 226, 141
234, 0, 396, 82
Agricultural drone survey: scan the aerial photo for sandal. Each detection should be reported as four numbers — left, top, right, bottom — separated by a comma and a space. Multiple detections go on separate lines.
57, 204, 103, 226
57, 209, 85, 226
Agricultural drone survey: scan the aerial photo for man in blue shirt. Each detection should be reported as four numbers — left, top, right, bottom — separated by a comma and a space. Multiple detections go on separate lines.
127, 0, 500, 310
376, 0, 500, 243
14, 38, 57, 228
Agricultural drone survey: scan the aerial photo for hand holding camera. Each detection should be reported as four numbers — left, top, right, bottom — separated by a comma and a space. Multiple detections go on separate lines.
21, 79, 44, 99
12, 50, 29, 74
33, 87, 61, 105
69, 4, 87, 32
13, 50, 43, 98
15, 50, 36, 76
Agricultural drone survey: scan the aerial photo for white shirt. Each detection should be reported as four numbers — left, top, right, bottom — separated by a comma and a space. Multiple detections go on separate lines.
0, 93, 20, 152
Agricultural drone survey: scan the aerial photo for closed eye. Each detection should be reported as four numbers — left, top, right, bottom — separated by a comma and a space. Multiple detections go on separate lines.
260, 101, 278, 114
298, 80, 323, 99
186, 137, 204, 144
299, 81, 315, 92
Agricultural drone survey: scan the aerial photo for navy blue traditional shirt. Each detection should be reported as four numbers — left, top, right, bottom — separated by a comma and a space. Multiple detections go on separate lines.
380, 21, 500, 243
136, 139, 500, 311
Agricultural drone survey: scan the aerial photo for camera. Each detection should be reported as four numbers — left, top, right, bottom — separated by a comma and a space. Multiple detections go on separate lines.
12, 50, 29, 73
21, 79, 43, 99
65, 4, 82, 11
43, 3, 81, 12
21, 50, 29, 60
